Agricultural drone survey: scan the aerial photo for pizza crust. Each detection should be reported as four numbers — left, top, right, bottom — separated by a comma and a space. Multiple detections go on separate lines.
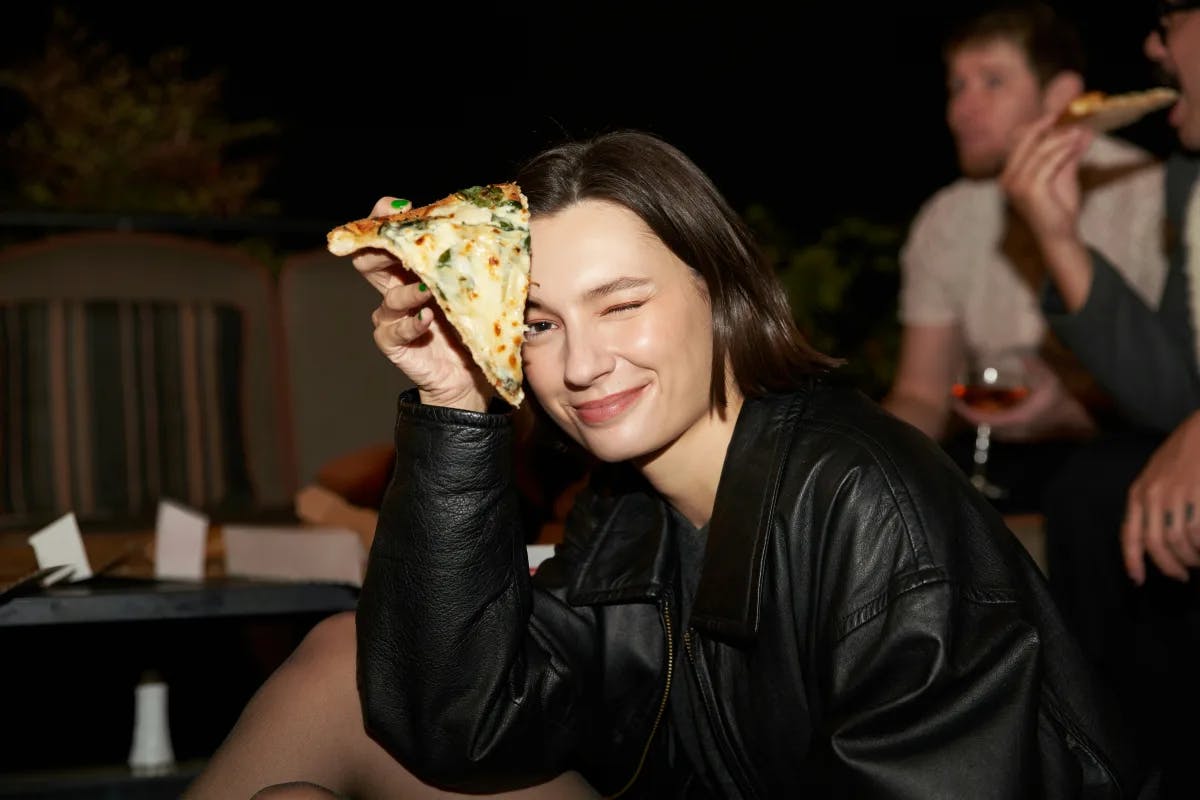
1057, 87, 1179, 133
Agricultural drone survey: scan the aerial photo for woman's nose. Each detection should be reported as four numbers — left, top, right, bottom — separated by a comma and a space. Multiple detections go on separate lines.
562, 329, 614, 389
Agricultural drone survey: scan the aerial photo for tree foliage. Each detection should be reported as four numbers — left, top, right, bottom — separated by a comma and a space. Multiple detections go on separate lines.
0, 9, 278, 215
748, 205, 904, 399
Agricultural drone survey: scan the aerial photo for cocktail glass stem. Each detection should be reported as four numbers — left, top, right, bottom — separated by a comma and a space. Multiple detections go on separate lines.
969, 423, 1007, 499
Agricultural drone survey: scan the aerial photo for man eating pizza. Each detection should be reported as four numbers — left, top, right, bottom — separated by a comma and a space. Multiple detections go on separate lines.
1001, 1, 1200, 795
881, 1, 1169, 513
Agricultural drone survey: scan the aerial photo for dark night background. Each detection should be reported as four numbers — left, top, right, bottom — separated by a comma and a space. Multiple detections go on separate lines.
0, 5, 1181, 784
0, 1, 1175, 242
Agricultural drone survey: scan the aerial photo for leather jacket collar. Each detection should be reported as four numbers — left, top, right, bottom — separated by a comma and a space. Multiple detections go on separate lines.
565, 387, 812, 644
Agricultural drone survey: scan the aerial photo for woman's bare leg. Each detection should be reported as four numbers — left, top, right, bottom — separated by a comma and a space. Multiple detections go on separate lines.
184, 611, 598, 800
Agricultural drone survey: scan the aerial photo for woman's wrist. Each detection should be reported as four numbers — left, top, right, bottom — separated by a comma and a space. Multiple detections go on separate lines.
417, 386, 490, 413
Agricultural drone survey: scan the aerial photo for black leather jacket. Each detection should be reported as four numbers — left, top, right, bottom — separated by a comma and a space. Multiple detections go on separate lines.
357, 383, 1150, 798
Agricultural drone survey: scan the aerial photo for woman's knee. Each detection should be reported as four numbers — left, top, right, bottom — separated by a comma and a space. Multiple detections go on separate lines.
251, 780, 343, 799
285, 611, 357, 673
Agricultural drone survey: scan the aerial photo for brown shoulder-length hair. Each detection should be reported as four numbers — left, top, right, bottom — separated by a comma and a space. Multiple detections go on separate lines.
515, 129, 839, 410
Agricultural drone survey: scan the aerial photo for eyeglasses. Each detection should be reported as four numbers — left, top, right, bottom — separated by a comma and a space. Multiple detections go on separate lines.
1157, 0, 1200, 38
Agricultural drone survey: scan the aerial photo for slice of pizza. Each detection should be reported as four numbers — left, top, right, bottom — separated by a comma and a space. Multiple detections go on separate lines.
327, 183, 531, 406
1057, 87, 1179, 133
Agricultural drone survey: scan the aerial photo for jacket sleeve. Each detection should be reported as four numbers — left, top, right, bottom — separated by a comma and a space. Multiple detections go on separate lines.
824, 576, 1049, 799
1043, 250, 1200, 432
355, 395, 600, 793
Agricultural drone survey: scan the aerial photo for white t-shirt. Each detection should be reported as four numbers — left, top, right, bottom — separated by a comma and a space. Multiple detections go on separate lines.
899, 134, 1167, 360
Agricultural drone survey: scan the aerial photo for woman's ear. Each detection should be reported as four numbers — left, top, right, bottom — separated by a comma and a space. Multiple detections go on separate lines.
1041, 70, 1086, 116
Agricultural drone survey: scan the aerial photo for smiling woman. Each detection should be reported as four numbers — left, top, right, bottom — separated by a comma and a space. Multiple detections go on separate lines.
524, 201, 722, 480
188, 130, 1154, 799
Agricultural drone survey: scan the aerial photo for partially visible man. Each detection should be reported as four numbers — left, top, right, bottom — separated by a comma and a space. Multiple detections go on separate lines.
883, 1, 1167, 511
1001, 2, 1200, 795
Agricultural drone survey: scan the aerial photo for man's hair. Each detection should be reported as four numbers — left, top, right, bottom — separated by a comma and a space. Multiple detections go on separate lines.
516, 130, 838, 411
944, 1, 1086, 86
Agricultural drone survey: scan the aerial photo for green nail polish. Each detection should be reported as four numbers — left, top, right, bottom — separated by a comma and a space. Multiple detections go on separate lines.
418, 283, 427, 292
391, 198, 410, 209
416, 309, 424, 321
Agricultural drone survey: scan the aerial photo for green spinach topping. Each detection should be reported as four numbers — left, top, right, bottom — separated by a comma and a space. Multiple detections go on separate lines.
457, 185, 506, 208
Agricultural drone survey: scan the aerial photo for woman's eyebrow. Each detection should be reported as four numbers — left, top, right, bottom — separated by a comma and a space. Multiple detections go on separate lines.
583, 276, 653, 302
526, 277, 652, 313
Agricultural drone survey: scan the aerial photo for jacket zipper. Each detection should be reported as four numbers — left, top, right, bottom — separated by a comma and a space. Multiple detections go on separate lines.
608, 597, 674, 799
682, 629, 758, 800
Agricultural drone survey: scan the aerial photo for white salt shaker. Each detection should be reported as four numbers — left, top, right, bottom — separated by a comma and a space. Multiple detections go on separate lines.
128, 672, 176, 776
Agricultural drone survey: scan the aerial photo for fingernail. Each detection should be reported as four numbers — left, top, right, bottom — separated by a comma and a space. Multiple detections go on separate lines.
416, 309, 424, 321
418, 283, 427, 292
391, 198, 410, 210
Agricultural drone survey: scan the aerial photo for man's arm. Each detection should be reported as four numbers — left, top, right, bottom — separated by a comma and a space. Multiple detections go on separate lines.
882, 323, 962, 441
1004, 114, 1200, 431
1044, 251, 1200, 432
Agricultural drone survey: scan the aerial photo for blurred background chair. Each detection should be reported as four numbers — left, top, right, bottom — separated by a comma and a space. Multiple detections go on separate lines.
0, 232, 294, 528
277, 249, 412, 491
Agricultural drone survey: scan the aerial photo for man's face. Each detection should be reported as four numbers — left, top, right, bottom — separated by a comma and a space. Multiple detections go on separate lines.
1148, 5, 1200, 149
946, 39, 1046, 178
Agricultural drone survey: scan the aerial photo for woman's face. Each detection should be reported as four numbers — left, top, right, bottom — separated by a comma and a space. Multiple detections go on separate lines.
523, 199, 716, 464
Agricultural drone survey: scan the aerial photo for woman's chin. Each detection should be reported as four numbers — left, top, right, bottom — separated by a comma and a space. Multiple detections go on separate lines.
576, 426, 656, 463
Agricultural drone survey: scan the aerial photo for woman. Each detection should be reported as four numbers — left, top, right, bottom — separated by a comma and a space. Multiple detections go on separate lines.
190, 130, 1145, 798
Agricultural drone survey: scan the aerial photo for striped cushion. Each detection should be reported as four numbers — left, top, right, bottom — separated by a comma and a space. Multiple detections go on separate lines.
0, 300, 253, 526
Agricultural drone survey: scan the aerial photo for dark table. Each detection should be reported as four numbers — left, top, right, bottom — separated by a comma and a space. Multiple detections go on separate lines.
0, 539, 359, 799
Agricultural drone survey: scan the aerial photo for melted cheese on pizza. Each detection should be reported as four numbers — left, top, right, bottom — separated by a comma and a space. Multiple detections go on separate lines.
326, 184, 531, 405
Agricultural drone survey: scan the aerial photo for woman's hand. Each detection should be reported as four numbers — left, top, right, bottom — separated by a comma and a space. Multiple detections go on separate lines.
353, 196, 492, 412
1122, 410, 1200, 585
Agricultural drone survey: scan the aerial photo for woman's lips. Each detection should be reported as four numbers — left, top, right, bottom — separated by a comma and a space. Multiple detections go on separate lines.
573, 385, 646, 425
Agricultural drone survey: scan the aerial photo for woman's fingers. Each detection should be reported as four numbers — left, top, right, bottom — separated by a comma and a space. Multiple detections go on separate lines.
370, 196, 410, 218
350, 197, 414, 294
382, 279, 433, 315
372, 302, 434, 354
372, 282, 435, 351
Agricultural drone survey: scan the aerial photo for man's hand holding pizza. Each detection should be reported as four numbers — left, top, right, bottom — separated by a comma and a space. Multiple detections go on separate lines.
1002, 112, 1096, 311
1002, 112, 1093, 245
